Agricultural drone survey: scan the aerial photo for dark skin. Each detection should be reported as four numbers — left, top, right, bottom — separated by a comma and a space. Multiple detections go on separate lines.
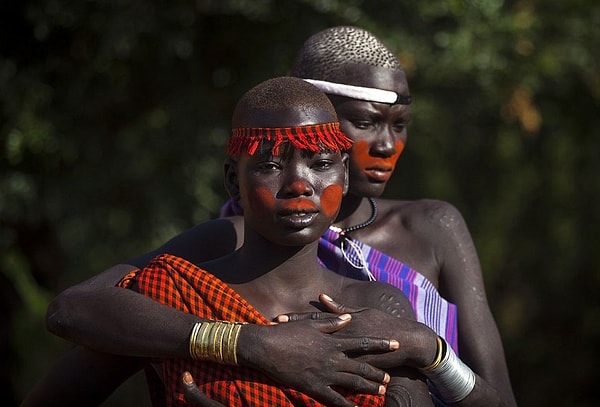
204, 139, 432, 406
30, 99, 432, 406
25, 65, 516, 406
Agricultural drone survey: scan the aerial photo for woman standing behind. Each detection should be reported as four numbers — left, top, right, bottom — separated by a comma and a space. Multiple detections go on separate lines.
29, 27, 516, 407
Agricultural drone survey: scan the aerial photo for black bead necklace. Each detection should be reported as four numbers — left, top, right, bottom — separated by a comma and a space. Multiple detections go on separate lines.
342, 197, 378, 234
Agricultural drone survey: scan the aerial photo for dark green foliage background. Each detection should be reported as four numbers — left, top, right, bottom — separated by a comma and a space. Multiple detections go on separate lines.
2, 1, 598, 406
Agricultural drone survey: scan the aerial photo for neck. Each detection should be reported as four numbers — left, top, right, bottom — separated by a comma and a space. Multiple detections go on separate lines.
231, 229, 323, 283
335, 193, 362, 222
334, 194, 374, 232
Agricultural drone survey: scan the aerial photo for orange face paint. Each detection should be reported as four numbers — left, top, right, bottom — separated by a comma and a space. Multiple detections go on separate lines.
280, 199, 316, 211
248, 186, 276, 219
320, 184, 343, 217
351, 140, 404, 182
288, 181, 309, 196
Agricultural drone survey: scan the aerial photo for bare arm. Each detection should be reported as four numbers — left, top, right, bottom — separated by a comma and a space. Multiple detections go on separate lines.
431, 203, 517, 407
46, 218, 243, 356
39, 216, 395, 406
46, 271, 199, 357
282, 287, 516, 407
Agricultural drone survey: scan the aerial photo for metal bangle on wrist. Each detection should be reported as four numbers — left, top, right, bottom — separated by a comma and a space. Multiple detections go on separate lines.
419, 336, 477, 403
189, 321, 247, 365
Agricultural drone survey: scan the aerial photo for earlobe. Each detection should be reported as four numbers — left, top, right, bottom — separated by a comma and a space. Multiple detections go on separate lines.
342, 153, 350, 195
224, 158, 241, 201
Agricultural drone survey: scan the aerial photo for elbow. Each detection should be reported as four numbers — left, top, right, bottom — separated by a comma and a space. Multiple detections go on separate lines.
45, 289, 76, 339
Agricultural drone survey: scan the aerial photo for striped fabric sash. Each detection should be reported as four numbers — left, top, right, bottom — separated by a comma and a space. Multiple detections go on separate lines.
318, 227, 459, 354
118, 254, 384, 407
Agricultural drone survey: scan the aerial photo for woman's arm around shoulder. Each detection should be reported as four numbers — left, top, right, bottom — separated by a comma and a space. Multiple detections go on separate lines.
46, 217, 243, 355
416, 199, 518, 406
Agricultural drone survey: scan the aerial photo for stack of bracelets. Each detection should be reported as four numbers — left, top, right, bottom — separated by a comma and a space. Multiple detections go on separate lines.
188, 324, 476, 403
420, 336, 477, 403
188, 321, 248, 365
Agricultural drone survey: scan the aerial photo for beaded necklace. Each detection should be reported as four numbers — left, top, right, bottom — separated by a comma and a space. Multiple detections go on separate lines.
330, 197, 379, 281
341, 197, 378, 234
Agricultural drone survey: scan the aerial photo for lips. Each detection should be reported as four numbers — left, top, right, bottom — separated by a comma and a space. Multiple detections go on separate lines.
278, 210, 319, 228
363, 166, 393, 182
277, 199, 319, 228
280, 199, 317, 211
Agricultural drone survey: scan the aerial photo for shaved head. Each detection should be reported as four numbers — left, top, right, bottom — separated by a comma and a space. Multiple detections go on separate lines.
292, 26, 403, 83
232, 76, 337, 129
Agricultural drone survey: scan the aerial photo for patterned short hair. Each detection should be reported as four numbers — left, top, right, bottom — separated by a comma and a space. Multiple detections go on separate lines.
292, 26, 402, 82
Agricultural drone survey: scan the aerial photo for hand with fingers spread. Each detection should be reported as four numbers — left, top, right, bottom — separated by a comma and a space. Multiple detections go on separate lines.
28, 26, 516, 407
277, 293, 439, 370
182, 315, 395, 407
234, 315, 395, 407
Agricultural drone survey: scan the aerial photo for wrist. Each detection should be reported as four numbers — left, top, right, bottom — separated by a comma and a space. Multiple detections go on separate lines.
188, 321, 247, 365
232, 323, 266, 368
411, 326, 440, 369
418, 336, 477, 403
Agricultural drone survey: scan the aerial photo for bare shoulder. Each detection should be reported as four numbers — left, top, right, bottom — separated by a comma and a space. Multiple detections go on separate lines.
361, 198, 473, 284
150, 216, 244, 264
378, 198, 467, 235
342, 279, 415, 320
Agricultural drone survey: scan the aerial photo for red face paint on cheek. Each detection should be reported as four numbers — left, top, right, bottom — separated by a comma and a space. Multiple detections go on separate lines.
321, 185, 343, 217
351, 140, 405, 172
388, 140, 405, 169
248, 186, 275, 219
351, 140, 371, 170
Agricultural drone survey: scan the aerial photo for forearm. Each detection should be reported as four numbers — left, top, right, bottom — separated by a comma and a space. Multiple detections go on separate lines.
446, 373, 509, 407
46, 284, 199, 358
419, 337, 516, 407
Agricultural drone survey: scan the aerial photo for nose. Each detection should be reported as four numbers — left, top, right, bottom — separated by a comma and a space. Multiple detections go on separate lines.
283, 180, 313, 197
370, 127, 397, 158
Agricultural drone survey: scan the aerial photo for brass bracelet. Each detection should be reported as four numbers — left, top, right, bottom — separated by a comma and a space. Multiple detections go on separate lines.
420, 336, 445, 372
189, 321, 247, 365
188, 322, 203, 360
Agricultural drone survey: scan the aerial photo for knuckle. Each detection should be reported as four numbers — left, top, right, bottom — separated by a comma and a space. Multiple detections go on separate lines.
359, 337, 370, 351
350, 376, 362, 392
358, 362, 370, 377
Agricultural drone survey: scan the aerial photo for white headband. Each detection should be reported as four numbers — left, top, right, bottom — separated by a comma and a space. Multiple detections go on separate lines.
303, 78, 412, 105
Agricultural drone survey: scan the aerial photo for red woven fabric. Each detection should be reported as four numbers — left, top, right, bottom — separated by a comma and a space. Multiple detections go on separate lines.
117, 254, 384, 407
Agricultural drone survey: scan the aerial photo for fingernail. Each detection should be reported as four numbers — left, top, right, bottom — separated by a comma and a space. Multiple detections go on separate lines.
321, 293, 333, 301
338, 313, 351, 321
389, 340, 399, 350
182, 371, 192, 384
378, 385, 386, 395
383, 373, 390, 384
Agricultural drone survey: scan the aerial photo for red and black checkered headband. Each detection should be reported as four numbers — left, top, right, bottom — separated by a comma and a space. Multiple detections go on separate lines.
227, 122, 353, 157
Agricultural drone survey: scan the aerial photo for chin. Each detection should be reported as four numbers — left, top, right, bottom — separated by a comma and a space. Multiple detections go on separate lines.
351, 183, 385, 198
279, 227, 328, 245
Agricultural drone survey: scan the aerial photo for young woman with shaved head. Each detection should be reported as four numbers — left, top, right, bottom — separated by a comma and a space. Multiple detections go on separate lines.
24, 27, 516, 407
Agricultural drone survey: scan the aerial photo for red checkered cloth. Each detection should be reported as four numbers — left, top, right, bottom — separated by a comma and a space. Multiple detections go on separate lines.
117, 253, 385, 407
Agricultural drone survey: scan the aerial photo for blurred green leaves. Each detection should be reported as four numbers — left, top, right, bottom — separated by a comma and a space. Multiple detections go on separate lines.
1, 1, 598, 406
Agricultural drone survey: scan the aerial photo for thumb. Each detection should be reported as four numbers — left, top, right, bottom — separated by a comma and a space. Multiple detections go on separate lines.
320, 293, 361, 314
315, 313, 352, 334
